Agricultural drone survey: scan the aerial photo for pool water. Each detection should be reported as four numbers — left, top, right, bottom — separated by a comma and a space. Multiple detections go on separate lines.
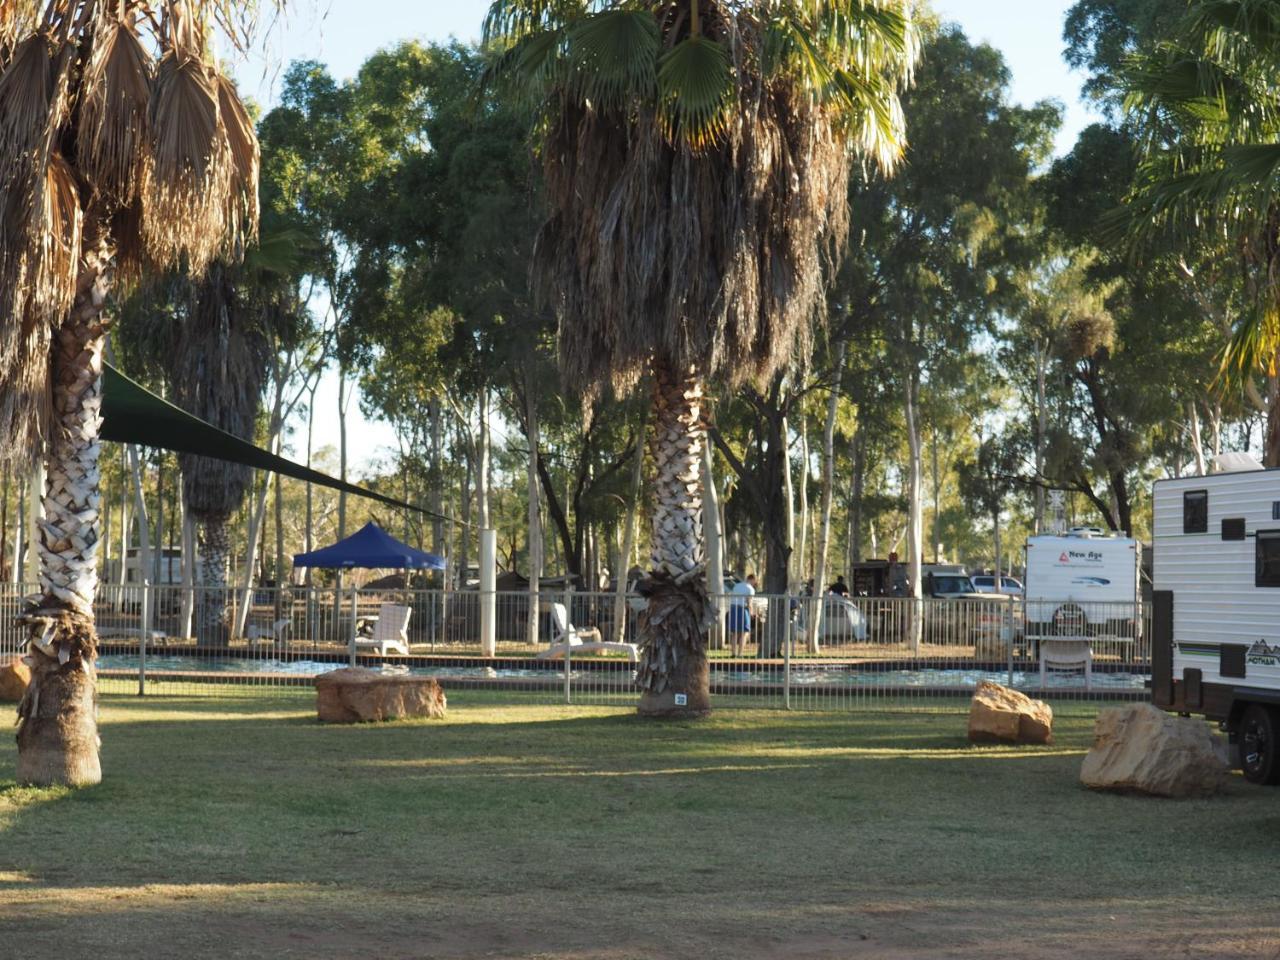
97, 655, 1148, 690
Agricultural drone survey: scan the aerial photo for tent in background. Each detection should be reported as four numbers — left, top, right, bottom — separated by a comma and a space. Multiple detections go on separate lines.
293, 522, 445, 571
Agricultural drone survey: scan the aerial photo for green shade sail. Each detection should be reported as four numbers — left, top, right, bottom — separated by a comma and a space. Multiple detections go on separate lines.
100, 363, 438, 519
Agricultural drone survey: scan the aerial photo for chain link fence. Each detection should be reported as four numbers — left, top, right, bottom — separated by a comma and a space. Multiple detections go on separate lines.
0, 583, 1152, 708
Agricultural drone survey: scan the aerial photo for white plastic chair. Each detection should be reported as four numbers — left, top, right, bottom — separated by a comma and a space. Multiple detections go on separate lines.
246, 618, 291, 646
356, 603, 412, 656
1039, 637, 1092, 690
535, 602, 638, 663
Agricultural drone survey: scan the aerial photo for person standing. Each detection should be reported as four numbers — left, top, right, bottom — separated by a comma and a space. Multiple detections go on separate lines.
728, 573, 757, 657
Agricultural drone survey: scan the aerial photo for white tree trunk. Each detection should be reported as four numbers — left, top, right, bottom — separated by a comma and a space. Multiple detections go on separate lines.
1034, 342, 1047, 534
905, 371, 924, 653
179, 498, 196, 641
117, 456, 128, 589
1189, 401, 1207, 476
797, 415, 810, 588
613, 421, 647, 645
26, 461, 45, 586
525, 377, 542, 647
782, 414, 795, 589
12, 473, 24, 584
234, 471, 271, 640
810, 341, 846, 653
126, 444, 152, 628
477, 387, 492, 529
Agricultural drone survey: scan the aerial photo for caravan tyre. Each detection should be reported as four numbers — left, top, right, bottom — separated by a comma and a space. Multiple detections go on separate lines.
1239, 704, 1280, 786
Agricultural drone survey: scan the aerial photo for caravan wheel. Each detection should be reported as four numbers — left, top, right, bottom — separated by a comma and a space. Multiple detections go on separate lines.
1240, 704, 1280, 786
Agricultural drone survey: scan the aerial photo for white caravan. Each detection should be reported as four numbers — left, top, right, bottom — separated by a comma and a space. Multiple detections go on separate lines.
1024, 530, 1141, 635
1152, 462, 1280, 784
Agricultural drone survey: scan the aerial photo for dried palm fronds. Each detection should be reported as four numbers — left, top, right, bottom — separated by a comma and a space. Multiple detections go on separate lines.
142, 50, 232, 273
0, 35, 55, 382
77, 15, 153, 207
490, 0, 916, 401
30, 151, 83, 319
0, 33, 50, 174
216, 72, 259, 248
0, 308, 51, 463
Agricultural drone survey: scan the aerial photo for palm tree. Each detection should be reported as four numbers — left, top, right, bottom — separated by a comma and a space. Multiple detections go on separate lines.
0, 0, 259, 785
119, 260, 277, 647
485, 0, 919, 716
1119, 0, 1280, 461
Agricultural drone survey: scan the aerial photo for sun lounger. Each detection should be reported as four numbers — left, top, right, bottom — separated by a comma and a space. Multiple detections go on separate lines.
355, 602, 412, 656
535, 602, 638, 663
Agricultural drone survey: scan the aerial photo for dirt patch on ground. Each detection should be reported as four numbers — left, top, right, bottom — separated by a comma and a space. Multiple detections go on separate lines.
1, 886, 1276, 959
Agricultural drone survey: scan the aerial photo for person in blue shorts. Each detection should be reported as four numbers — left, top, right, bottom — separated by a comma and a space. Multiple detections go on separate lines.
728, 573, 756, 656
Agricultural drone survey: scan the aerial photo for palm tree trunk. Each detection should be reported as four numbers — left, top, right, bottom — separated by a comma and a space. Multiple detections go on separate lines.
17, 242, 112, 788
196, 515, 232, 647
636, 363, 712, 717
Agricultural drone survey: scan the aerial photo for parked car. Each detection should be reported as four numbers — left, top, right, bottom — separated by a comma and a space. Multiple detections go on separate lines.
971, 575, 1024, 596
792, 595, 869, 644
921, 570, 1017, 647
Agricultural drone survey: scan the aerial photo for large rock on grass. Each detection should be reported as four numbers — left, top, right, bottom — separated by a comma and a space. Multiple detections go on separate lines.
315, 667, 446, 723
0, 657, 30, 702
968, 679, 1053, 745
1080, 703, 1227, 798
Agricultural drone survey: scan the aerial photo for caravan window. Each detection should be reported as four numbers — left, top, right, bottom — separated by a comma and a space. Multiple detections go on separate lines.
1183, 490, 1208, 533
1258, 532, 1280, 587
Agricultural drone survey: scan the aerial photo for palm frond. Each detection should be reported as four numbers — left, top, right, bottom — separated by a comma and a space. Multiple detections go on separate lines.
567, 9, 658, 111
142, 51, 233, 273
1219, 296, 1280, 389
656, 35, 733, 149
216, 73, 260, 248
31, 150, 81, 319
77, 15, 153, 208
484, 0, 588, 44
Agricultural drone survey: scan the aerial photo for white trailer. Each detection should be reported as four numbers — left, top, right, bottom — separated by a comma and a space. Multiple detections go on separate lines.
1024, 531, 1141, 636
1152, 464, 1280, 784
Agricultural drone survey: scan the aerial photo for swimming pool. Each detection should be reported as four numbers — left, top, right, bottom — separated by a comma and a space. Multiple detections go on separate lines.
96, 655, 1149, 691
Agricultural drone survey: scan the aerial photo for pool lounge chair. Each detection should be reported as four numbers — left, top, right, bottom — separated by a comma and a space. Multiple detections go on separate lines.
1039, 636, 1092, 691
535, 602, 638, 663
356, 602, 412, 656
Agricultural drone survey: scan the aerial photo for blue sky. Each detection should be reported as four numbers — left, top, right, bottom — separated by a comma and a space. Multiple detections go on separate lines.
239, 0, 1102, 472
239, 0, 1101, 153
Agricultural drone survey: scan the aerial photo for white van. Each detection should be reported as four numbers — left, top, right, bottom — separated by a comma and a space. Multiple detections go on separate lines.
1024, 531, 1141, 636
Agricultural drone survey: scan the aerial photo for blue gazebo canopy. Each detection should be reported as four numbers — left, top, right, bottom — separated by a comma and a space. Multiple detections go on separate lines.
293, 522, 445, 570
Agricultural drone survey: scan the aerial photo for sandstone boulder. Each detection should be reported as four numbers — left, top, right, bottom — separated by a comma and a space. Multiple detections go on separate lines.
0, 657, 30, 702
1080, 703, 1227, 798
968, 680, 1053, 744
315, 667, 446, 723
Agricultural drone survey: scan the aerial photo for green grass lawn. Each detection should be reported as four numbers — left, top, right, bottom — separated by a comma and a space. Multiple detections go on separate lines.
0, 691, 1276, 959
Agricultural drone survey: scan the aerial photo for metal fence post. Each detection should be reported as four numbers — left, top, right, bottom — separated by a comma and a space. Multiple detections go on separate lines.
138, 579, 149, 696
783, 596, 792, 710
1006, 594, 1015, 687
348, 582, 358, 667
563, 583, 574, 705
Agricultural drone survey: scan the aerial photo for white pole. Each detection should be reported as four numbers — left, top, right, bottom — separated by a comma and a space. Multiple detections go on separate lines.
479, 528, 497, 657
348, 581, 358, 667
